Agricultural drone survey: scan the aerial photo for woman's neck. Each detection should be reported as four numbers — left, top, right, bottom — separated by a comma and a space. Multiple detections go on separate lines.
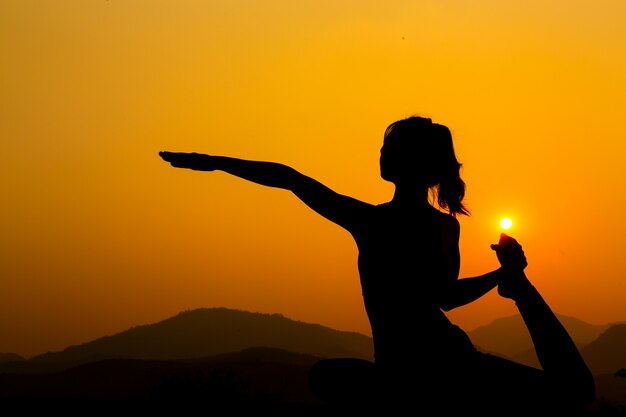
390, 184, 431, 209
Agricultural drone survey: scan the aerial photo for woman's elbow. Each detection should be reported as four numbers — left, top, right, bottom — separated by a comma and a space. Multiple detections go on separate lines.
438, 288, 461, 311
439, 300, 457, 312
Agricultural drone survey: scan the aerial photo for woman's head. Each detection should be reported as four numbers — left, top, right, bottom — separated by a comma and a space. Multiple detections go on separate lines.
380, 116, 469, 216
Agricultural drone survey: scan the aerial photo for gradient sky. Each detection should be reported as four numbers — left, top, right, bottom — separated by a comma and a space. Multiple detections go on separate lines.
1, 0, 625, 358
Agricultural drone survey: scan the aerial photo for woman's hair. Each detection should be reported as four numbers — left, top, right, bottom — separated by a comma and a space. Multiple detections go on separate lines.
384, 116, 470, 216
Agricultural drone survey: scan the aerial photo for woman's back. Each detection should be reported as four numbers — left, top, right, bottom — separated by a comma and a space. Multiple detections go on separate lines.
352, 202, 476, 368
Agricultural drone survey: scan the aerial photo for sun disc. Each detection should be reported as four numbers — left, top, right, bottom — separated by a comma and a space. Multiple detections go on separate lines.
500, 217, 513, 229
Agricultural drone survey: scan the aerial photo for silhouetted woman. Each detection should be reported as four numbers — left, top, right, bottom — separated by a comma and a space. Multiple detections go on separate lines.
159, 116, 595, 413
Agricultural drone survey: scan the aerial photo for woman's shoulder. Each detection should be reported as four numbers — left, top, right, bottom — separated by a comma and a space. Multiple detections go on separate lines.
434, 209, 461, 236
430, 206, 459, 221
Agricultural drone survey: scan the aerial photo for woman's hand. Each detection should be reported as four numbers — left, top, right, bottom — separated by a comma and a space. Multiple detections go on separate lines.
159, 151, 216, 171
490, 233, 528, 271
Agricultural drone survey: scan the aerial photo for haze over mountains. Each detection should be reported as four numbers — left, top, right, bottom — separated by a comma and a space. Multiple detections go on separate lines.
0, 307, 624, 411
0, 308, 373, 372
467, 314, 626, 374
1, 308, 625, 374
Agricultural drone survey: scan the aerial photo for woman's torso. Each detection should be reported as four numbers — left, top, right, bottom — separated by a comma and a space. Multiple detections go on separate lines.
351, 203, 476, 369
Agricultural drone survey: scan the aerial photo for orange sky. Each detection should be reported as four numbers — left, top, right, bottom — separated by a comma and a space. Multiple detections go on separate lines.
1, 0, 625, 358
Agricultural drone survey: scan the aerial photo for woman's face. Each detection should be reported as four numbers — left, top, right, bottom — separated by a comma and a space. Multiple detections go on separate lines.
379, 134, 408, 183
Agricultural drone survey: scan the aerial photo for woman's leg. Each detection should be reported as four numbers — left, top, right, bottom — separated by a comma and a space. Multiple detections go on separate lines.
499, 270, 596, 411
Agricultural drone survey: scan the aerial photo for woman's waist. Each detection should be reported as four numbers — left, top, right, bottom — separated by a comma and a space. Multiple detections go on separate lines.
371, 319, 475, 354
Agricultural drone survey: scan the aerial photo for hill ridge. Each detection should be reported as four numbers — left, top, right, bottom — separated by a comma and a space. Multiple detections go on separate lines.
5, 307, 373, 373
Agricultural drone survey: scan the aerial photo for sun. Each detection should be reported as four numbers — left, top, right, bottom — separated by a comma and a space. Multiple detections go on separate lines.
500, 217, 513, 230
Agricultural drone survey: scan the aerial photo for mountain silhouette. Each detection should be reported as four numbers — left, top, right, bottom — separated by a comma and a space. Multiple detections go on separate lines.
1, 308, 372, 373
0, 353, 24, 364
579, 324, 626, 411
581, 324, 626, 375
2, 347, 624, 414
467, 313, 610, 368
0, 347, 324, 412
2, 309, 626, 413
593, 371, 626, 412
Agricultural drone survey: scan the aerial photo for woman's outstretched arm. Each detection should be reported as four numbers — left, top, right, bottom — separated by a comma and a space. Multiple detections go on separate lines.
159, 151, 372, 230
